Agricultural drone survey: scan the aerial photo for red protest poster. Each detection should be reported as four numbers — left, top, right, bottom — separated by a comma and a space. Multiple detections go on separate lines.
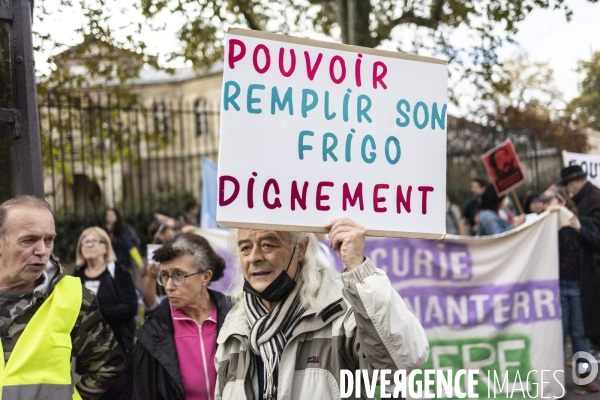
482, 140, 525, 195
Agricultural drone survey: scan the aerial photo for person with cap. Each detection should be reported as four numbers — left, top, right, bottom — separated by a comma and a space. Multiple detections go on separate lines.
560, 165, 600, 353
539, 185, 600, 392
0, 195, 125, 399
215, 217, 429, 400
561, 165, 600, 229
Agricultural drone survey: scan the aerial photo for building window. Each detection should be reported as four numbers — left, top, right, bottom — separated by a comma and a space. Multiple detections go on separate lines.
195, 98, 210, 137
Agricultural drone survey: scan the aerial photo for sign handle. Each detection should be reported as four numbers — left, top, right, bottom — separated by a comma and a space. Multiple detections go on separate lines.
511, 190, 524, 215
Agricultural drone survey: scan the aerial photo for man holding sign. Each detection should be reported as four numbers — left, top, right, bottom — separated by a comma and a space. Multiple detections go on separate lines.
215, 28, 436, 399
215, 217, 429, 399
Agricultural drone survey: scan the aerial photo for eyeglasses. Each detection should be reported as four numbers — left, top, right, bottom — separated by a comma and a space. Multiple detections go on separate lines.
156, 270, 202, 286
82, 239, 106, 247
539, 191, 565, 204
152, 215, 186, 241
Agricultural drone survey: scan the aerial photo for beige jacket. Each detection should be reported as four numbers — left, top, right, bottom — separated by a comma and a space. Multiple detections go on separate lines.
215, 258, 429, 400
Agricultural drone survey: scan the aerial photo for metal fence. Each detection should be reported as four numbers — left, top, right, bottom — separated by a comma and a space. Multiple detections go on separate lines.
446, 116, 563, 207
39, 93, 220, 261
39, 94, 561, 262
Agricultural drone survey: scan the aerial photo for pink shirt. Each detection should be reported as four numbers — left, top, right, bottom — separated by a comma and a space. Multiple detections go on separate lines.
171, 303, 218, 400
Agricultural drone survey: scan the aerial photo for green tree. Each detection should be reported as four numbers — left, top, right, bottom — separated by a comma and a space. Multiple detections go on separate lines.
139, 0, 597, 97
32, 0, 599, 102
33, 2, 171, 184
569, 51, 600, 131
479, 53, 587, 154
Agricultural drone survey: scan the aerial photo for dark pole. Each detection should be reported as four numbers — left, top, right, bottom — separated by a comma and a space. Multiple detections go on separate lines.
0, 0, 44, 198
0, 22, 13, 203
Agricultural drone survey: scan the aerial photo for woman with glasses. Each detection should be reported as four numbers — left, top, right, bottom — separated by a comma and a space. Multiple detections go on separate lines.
132, 232, 231, 400
73, 227, 138, 400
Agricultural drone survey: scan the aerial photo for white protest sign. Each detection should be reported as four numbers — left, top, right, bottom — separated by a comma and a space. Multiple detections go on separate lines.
146, 244, 161, 263
563, 150, 600, 187
217, 28, 448, 238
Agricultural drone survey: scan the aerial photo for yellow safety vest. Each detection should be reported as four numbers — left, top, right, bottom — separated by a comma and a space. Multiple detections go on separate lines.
0, 276, 83, 400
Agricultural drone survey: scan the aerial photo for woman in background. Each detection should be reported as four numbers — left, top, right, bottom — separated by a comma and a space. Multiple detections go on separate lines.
73, 227, 138, 399
477, 184, 525, 236
105, 207, 143, 270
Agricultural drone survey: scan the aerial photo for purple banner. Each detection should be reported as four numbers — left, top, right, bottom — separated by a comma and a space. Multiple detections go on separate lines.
398, 280, 560, 329
333, 238, 473, 282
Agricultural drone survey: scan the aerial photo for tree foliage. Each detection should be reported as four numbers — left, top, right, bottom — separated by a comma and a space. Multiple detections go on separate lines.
35, 0, 159, 99
33, 2, 171, 182
478, 52, 587, 154
32, 0, 599, 104
569, 51, 600, 131
138, 0, 595, 98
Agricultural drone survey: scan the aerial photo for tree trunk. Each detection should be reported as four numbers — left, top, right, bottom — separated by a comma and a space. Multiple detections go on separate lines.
337, 0, 374, 48
335, 0, 348, 44
352, 0, 374, 48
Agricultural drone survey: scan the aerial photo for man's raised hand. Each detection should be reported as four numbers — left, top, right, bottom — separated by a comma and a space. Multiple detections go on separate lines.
326, 218, 366, 270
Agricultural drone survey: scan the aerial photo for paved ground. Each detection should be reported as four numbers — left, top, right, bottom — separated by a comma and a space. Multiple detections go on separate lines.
561, 339, 600, 400
563, 363, 600, 400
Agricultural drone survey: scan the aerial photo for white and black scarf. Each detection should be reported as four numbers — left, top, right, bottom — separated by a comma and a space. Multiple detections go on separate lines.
245, 283, 306, 400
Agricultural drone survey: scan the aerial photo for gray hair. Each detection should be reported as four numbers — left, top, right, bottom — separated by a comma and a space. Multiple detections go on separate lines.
0, 195, 52, 242
153, 232, 226, 282
228, 229, 336, 310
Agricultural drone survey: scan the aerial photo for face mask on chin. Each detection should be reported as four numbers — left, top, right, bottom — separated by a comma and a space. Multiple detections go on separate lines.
243, 246, 298, 303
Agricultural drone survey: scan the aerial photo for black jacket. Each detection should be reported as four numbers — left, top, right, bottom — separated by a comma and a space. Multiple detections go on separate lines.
131, 289, 232, 400
573, 181, 600, 233
572, 182, 600, 342
73, 262, 138, 400
73, 262, 138, 358
110, 228, 139, 268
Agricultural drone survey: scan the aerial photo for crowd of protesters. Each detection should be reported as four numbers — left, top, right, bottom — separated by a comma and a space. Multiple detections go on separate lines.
447, 165, 600, 393
0, 193, 430, 399
1, 163, 599, 398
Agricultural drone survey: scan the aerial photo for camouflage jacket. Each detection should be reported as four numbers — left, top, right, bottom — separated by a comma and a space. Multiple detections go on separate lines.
0, 256, 125, 399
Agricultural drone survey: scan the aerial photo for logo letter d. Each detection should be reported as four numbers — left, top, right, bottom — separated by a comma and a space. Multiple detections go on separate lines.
572, 351, 598, 385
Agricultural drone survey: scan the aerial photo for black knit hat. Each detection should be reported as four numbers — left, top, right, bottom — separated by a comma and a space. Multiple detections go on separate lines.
560, 165, 587, 184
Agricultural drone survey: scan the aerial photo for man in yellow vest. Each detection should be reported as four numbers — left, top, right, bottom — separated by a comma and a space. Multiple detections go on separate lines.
0, 195, 125, 399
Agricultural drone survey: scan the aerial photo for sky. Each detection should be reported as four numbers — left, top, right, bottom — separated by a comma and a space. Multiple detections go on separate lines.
498, 0, 599, 103
33, 0, 600, 117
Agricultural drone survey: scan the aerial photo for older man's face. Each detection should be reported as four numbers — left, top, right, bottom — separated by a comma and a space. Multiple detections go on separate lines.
0, 206, 56, 290
564, 179, 585, 197
237, 229, 304, 293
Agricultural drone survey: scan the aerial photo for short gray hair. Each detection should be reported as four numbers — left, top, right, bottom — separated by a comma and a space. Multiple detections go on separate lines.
153, 232, 226, 282
0, 195, 52, 241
